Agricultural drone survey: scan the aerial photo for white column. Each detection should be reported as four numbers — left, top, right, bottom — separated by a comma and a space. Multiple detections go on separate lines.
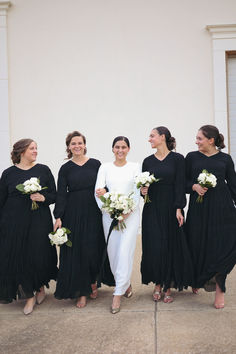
206, 24, 236, 152
0, 1, 11, 174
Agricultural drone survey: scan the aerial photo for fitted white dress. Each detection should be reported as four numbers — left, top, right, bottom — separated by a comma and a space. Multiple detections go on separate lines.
95, 162, 140, 296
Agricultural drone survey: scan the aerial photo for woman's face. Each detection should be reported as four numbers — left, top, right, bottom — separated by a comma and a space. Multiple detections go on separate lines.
21, 141, 37, 163
196, 130, 214, 152
148, 129, 164, 148
113, 140, 130, 160
69, 136, 86, 157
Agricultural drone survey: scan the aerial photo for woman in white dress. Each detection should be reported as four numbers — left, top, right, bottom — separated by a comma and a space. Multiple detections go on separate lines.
95, 136, 140, 314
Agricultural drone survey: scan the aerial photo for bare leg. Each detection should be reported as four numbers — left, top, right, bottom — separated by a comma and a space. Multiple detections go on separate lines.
90, 283, 98, 299
153, 284, 162, 301
214, 282, 224, 309
164, 288, 173, 303
36, 286, 46, 305
76, 296, 87, 308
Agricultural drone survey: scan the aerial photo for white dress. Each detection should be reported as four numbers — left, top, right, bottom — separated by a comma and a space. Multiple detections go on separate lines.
95, 161, 140, 295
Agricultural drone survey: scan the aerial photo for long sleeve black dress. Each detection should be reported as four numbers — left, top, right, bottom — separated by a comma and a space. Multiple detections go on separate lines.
54, 159, 105, 299
185, 151, 236, 292
141, 152, 193, 291
0, 164, 58, 303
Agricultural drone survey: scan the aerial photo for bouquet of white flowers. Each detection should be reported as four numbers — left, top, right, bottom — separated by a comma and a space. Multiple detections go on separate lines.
196, 169, 217, 203
100, 191, 136, 231
16, 177, 47, 210
48, 227, 72, 247
135, 171, 160, 203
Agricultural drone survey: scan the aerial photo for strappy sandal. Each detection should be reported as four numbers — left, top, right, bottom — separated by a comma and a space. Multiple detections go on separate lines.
76, 296, 87, 308
152, 290, 162, 302
90, 284, 98, 299
163, 294, 173, 303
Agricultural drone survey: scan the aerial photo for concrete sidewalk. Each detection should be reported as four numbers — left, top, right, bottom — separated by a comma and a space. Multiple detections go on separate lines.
0, 236, 236, 354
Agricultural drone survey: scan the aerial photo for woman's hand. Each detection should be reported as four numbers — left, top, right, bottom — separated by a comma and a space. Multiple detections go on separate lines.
96, 188, 107, 198
54, 218, 62, 232
30, 193, 45, 202
176, 209, 184, 227
141, 186, 149, 196
192, 184, 208, 196
121, 213, 130, 220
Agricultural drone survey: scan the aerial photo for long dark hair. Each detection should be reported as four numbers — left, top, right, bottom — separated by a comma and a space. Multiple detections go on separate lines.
11, 138, 35, 164
154, 126, 176, 151
65, 131, 87, 158
200, 125, 225, 149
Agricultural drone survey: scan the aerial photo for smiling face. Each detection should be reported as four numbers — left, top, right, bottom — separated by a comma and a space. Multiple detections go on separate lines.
196, 130, 215, 152
21, 141, 37, 163
113, 140, 130, 161
69, 136, 86, 157
148, 129, 165, 149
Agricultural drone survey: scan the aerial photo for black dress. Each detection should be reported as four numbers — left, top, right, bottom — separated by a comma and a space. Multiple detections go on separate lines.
185, 151, 236, 292
54, 159, 105, 299
141, 152, 193, 292
0, 164, 58, 303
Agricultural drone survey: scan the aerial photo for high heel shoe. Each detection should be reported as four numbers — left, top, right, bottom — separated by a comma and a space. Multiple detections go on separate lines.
111, 296, 121, 314
23, 296, 36, 315
124, 285, 133, 298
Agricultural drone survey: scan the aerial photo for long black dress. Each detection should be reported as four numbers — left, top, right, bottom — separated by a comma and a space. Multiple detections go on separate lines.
141, 152, 193, 291
185, 151, 236, 292
54, 159, 105, 299
0, 164, 58, 303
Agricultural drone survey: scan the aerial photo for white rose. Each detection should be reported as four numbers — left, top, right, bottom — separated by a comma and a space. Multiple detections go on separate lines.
24, 185, 31, 193
23, 179, 31, 186
30, 177, 38, 184
117, 216, 123, 221
56, 228, 65, 237
30, 184, 38, 192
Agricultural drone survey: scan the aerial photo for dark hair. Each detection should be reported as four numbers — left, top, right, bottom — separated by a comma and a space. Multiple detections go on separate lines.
11, 138, 35, 164
199, 125, 225, 149
154, 126, 176, 151
112, 136, 130, 148
66, 131, 87, 158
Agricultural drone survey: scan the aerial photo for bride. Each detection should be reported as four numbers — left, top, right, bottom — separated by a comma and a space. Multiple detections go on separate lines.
95, 136, 140, 314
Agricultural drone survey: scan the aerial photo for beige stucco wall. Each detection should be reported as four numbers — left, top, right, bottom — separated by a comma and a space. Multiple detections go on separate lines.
2, 0, 236, 176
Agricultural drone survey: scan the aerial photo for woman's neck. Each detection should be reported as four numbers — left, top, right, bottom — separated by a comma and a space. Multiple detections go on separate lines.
114, 159, 127, 167
155, 145, 170, 158
72, 155, 88, 163
16, 159, 35, 170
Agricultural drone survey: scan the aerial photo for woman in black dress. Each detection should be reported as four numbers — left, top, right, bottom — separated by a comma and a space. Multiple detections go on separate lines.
185, 125, 236, 308
0, 139, 58, 315
54, 131, 105, 308
141, 127, 193, 303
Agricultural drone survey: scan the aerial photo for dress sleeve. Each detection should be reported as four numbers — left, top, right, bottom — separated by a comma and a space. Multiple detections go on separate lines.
132, 163, 141, 208
225, 155, 236, 203
53, 166, 68, 219
40, 166, 56, 206
94, 164, 107, 209
185, 153, 194, 194
174, 154, 186, 209
0, 170, 8, 212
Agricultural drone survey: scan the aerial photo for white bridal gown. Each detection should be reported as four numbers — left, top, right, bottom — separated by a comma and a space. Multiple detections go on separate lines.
95, 162, 140, 295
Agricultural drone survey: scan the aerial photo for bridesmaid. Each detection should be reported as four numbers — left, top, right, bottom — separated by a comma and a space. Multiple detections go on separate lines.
54, 131, 105, 308
95, 136, 140, 314
185, 125, 236, 308
141, 127, 193, 302
0, 139, 58, 315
